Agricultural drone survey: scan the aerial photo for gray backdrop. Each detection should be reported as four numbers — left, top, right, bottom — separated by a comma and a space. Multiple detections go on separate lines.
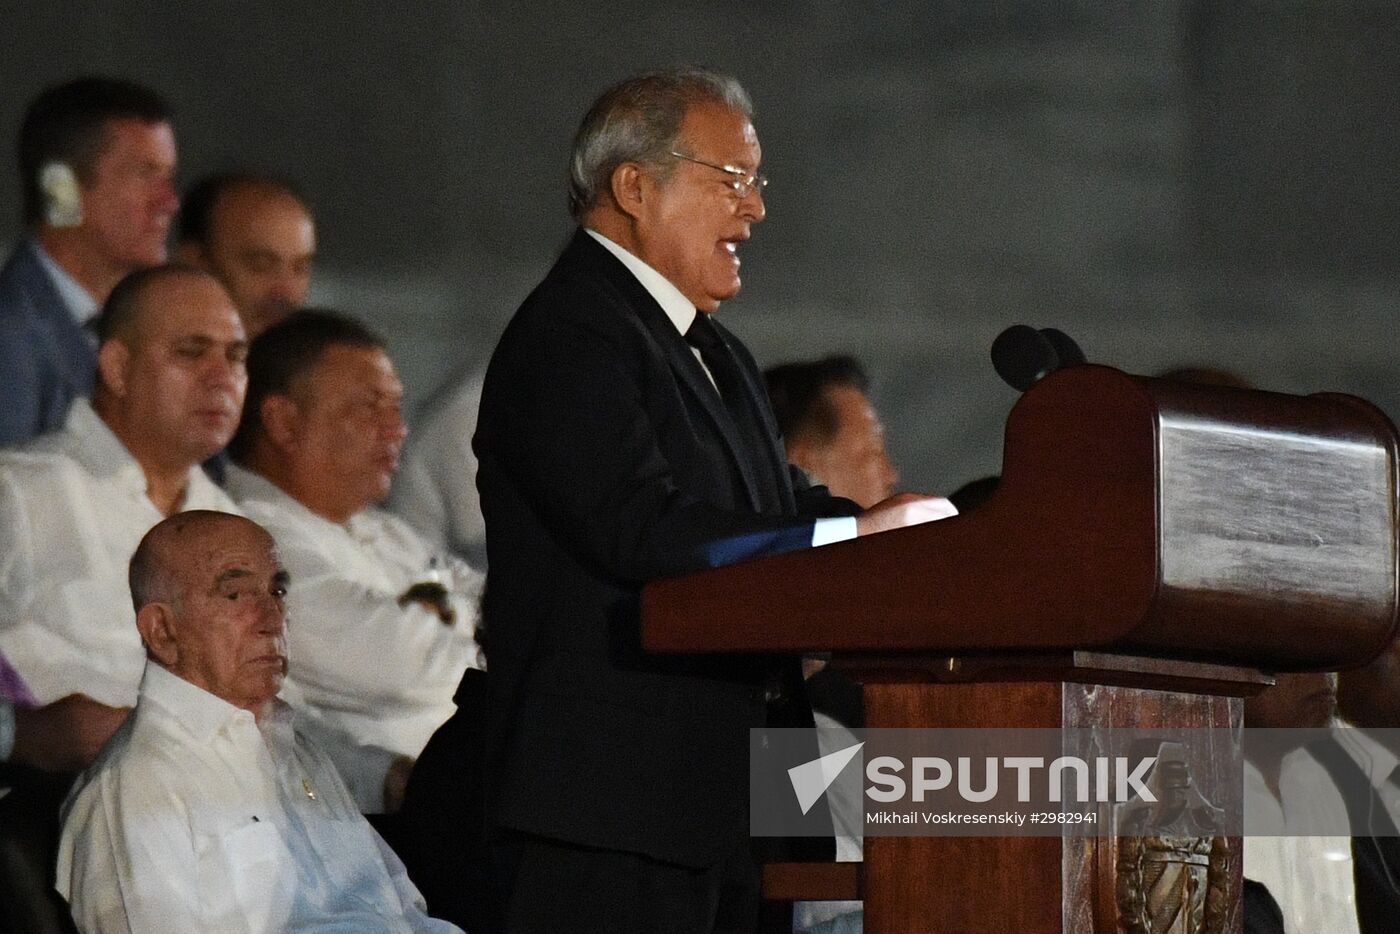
4, 1, 1395, 493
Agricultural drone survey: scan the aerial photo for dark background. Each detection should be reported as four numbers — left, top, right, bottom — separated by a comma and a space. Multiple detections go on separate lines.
3, 1, 1395, 493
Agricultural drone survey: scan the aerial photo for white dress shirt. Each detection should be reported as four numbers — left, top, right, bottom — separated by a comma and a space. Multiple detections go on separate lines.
225, 464, 484, 812
1244, 749, 1360, 934
389, 370, 487, 566
0, 399, 241, 707
584, 228, 858, 545
57, 662, 461, 933
32, 239, 99, 330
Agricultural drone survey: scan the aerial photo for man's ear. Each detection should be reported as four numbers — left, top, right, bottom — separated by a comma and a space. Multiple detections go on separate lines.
259, 394, 301, 450
136, 603, 180, 668
608, 162, 647, 221
96, 339, 131, 398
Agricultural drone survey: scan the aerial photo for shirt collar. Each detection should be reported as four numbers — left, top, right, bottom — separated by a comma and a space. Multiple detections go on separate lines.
585, 228, 697, 337
30, 239, 100, 327
140, 661, 263, 745
63, 398, 148, 494
63, 398, 229, 511
225, 461, 367, 537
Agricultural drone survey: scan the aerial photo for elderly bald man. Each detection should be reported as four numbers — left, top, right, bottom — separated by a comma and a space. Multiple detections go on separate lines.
56, 510, 461, 933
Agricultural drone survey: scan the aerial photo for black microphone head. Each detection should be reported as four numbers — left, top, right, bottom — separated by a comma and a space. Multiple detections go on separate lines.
1039, 328, 1086, 367
991, 325, 1059, 392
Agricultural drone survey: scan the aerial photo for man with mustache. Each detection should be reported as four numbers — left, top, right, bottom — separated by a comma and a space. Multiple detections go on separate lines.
0, 265, 245, 748
56, 510, 461, 932
226, 309, 483, 814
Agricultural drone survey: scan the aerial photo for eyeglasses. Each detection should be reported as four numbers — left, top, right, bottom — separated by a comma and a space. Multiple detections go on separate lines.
668, 151, 768, 199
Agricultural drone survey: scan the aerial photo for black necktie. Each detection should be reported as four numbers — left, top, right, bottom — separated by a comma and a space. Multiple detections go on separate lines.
685, 313, 781, 509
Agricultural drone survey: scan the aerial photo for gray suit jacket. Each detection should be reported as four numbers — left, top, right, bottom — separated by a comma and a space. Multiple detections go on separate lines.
0, 240, 96, 446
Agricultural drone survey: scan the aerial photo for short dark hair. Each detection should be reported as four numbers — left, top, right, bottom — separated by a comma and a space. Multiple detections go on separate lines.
229, 309, 386, 461
764, 355, 870, 445
176, 173, 310, 246
94, 263, 213, 346
19, 76, 172, 226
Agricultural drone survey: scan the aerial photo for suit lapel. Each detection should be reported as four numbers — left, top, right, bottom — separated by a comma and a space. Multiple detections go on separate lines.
13, 241, 96, 392
710, 318, 796, 512
566, 231, 765, 512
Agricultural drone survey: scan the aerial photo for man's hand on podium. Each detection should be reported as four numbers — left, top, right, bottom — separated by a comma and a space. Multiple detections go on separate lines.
855, 492, 958, 537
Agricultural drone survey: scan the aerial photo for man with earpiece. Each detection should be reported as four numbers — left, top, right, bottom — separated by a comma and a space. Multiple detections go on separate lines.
0, 76, 179, 447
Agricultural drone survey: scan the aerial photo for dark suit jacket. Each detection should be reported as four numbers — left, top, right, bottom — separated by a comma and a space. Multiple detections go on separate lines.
474, 229, 858, 868
0, 240, 95, 446
1308, 738, 1400, 934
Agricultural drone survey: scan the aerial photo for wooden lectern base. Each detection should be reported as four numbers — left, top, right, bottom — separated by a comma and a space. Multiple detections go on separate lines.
843, 652, 1264, 934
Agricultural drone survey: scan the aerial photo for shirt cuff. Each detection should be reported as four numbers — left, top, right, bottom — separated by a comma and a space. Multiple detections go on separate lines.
811, 516, 858, 548
0, 701, 14, 762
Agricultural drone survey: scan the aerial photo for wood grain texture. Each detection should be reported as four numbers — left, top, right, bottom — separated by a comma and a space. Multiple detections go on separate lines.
852, 671, 1245, 934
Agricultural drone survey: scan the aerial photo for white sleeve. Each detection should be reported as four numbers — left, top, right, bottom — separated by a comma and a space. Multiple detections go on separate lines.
811, 516, 858, 547
283, 568, 477, 712
59, 773, 214, 934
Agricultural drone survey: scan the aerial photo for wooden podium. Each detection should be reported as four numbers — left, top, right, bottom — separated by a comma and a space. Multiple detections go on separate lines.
641, 365, 1400, 934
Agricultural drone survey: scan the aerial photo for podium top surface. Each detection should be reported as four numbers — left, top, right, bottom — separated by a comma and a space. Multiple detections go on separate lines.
642, 366, 1400, 671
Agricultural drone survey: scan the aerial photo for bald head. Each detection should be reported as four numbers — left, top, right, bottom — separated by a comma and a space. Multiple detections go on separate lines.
96, 263, 221, 347
92, 265, 247, 474
130, 510, 263, 611
131, 511, 289, 717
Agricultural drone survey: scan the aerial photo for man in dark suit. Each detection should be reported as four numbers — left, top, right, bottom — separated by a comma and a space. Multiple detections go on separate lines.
474, 67, 955, 934
0, 77, 178, 446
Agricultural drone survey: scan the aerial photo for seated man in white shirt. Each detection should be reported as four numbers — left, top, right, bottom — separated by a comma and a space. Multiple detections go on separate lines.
224, 309, 483, 813
57, 510, 461, 933
0, 264, 246, 755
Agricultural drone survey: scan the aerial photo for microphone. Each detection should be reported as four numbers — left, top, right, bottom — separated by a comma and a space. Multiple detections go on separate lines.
991, 325, 1089, 391
1039, 328, 1085, 367
991, 325, 1060, 392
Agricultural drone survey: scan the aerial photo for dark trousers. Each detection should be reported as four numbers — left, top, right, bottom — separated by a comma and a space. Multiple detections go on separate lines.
498, 830, 761, 934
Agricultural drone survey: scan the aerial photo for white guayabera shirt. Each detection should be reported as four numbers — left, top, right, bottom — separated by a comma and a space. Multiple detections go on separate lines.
57, 662, 461, 933
0, 399, 241, 707
225, 464, 484, 813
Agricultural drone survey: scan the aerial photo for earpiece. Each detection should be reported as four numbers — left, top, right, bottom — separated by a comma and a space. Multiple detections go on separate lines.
39, 161, 83, 228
